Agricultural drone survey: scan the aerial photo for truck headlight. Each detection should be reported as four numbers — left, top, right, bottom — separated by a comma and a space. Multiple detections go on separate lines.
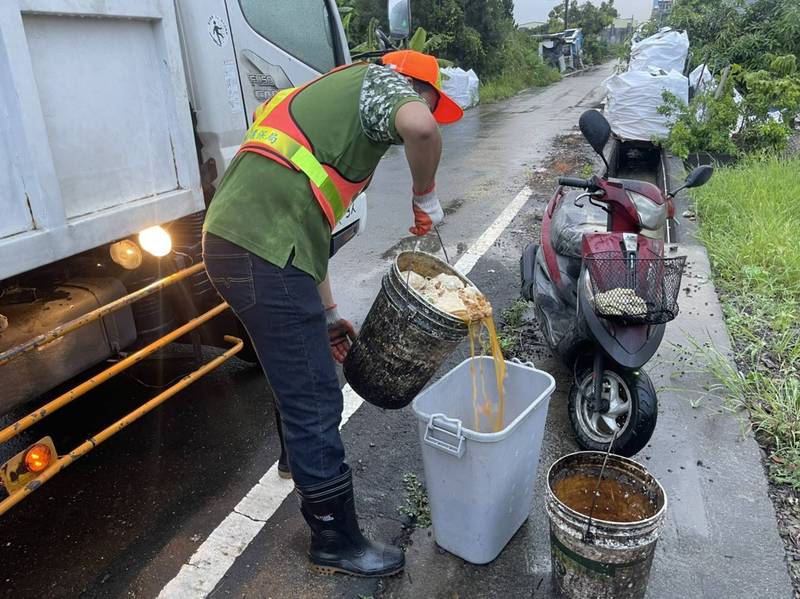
138, 226, 172, 257
109, 240, 143, 269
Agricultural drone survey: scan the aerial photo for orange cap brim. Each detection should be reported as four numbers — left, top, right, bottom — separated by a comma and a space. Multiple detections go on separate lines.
432, 90, 464, 125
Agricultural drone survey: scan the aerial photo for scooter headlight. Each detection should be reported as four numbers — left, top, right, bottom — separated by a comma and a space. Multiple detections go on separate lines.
627, 191, 667, 231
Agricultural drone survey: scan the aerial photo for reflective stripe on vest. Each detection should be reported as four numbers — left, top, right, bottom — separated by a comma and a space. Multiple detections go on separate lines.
252, 87, 294, 123
242, 124, 346, 223
237, 64, 369, 229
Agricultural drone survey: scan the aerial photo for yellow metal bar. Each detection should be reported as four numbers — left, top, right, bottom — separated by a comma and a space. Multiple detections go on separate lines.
0, 302, 230, 445
0, 262, 207, 368
0, 336, 243, 517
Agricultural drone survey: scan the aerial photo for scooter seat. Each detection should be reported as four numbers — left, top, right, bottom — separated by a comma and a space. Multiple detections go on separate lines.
551, 190, 607, 258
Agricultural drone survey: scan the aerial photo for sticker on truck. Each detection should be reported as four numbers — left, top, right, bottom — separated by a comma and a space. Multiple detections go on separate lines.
224, 60, 244, 114
208, 15, 229, 48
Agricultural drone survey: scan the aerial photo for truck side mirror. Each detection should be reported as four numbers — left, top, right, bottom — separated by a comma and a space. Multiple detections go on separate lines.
388, 0, 411, 39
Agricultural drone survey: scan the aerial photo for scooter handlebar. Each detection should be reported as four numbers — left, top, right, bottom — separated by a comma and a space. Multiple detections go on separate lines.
558, 177, 592, 189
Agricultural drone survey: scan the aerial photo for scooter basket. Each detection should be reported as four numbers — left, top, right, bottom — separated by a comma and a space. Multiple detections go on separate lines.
584, 251, 687, 325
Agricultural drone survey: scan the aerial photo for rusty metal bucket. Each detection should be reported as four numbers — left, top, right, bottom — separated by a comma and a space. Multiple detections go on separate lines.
546, 451, 667, 599
343, 251, 469, 409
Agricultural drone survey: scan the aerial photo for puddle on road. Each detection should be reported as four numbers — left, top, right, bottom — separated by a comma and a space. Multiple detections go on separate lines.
381, 235, 443, 260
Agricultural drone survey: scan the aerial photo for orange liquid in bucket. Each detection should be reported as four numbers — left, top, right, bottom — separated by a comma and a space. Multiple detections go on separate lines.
553, 473, 657, 523
467, 316, 506, 433
401, 265, 506, 432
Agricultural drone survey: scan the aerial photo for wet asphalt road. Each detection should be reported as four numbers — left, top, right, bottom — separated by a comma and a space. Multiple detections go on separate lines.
7, 62, 788, 599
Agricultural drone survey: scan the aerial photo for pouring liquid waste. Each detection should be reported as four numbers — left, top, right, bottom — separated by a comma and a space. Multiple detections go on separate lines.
402, 229, 506, 433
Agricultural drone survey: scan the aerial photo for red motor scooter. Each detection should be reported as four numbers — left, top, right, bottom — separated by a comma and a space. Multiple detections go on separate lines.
520, 110, 713, 455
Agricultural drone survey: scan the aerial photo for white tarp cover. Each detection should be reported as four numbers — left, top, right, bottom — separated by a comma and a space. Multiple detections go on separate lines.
687, 64, 746, 134
629, 28, 689, 74
605, 68, 689, 140
440, 67, 480, 108
689, 63, 714, 95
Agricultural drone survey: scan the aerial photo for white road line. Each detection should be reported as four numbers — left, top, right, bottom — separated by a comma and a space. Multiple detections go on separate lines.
157, 387, 362, 598
158, 185, 533, 598
453, 185, 531, 274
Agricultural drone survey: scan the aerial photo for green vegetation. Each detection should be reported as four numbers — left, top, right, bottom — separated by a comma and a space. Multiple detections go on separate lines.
657, 0, 800, 158
668, 0, 800, 71
342, 0, 519, 76
479, 30, 561, 104
494, 299, 529, 359
692, 157, 800, 486
398, 473, 432, 527
336, 0, 560, 103
657, 89, 740, 159
484, 299, 529, 357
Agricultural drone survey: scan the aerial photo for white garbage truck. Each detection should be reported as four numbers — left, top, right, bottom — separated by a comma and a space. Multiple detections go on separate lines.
0, 0, 412, 514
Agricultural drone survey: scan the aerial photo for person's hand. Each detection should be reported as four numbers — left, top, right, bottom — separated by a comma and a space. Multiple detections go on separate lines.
325, 305, 356, 363
409, 183, 443, 236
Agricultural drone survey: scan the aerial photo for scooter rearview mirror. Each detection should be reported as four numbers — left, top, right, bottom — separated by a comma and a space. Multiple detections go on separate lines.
668, 165, 714, 197
578, 110, 611, 173
684, 165, 714, 189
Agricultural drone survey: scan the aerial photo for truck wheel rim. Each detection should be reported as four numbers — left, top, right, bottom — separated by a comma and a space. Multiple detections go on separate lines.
576, 371, 632, 443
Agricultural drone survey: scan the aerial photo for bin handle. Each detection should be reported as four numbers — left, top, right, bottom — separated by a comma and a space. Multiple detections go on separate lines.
510, 357, 535, 369
424, 413, 466, 458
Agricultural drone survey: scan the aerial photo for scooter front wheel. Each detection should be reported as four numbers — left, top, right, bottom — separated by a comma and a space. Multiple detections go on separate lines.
568, 367, 657, 457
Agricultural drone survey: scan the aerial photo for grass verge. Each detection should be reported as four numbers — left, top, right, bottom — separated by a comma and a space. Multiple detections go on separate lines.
479, 31, 561, 104
692, 156, 800, 486
480, 65, 561, 104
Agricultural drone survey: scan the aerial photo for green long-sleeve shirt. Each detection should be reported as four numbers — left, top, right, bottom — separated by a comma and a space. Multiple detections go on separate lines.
204, 63, 424, 282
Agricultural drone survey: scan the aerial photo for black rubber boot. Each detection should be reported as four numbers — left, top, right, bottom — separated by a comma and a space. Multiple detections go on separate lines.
273, 403, 291, 479
297, 465, 405, 577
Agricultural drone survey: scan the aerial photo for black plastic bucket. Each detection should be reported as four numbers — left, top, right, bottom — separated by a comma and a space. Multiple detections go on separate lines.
343, 251, 470, 409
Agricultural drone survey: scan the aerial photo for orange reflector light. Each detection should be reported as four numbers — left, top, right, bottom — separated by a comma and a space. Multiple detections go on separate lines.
24, 444, 52, 473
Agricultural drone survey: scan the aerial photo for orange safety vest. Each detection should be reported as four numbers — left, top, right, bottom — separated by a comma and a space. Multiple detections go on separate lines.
236, 66, 369, 229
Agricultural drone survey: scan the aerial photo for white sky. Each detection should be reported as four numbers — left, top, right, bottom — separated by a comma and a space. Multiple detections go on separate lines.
514, 0, 652, 24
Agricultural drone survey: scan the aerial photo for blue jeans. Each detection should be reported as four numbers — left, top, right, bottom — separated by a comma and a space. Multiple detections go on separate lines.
202, 232, 345, 488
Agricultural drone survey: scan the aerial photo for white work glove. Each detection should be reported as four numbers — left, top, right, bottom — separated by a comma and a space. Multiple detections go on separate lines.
325, 305, 356, 364
409, 183, 444, 236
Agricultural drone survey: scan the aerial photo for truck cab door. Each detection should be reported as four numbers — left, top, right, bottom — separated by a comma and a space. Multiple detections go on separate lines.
224, 0, 349, 119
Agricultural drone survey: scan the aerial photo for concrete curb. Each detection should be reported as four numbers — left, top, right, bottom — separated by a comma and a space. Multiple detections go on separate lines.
651, 154, 793, 597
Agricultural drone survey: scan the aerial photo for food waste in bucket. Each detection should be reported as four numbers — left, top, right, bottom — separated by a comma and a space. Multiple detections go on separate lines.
343, 251, 507, 428
402, 268, 506, 433
546, 452, 667, 599
553, 473, 655, 523
411, 357, 555, 565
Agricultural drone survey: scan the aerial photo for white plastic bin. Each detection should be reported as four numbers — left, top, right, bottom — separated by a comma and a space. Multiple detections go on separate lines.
411, 357, 555, 564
